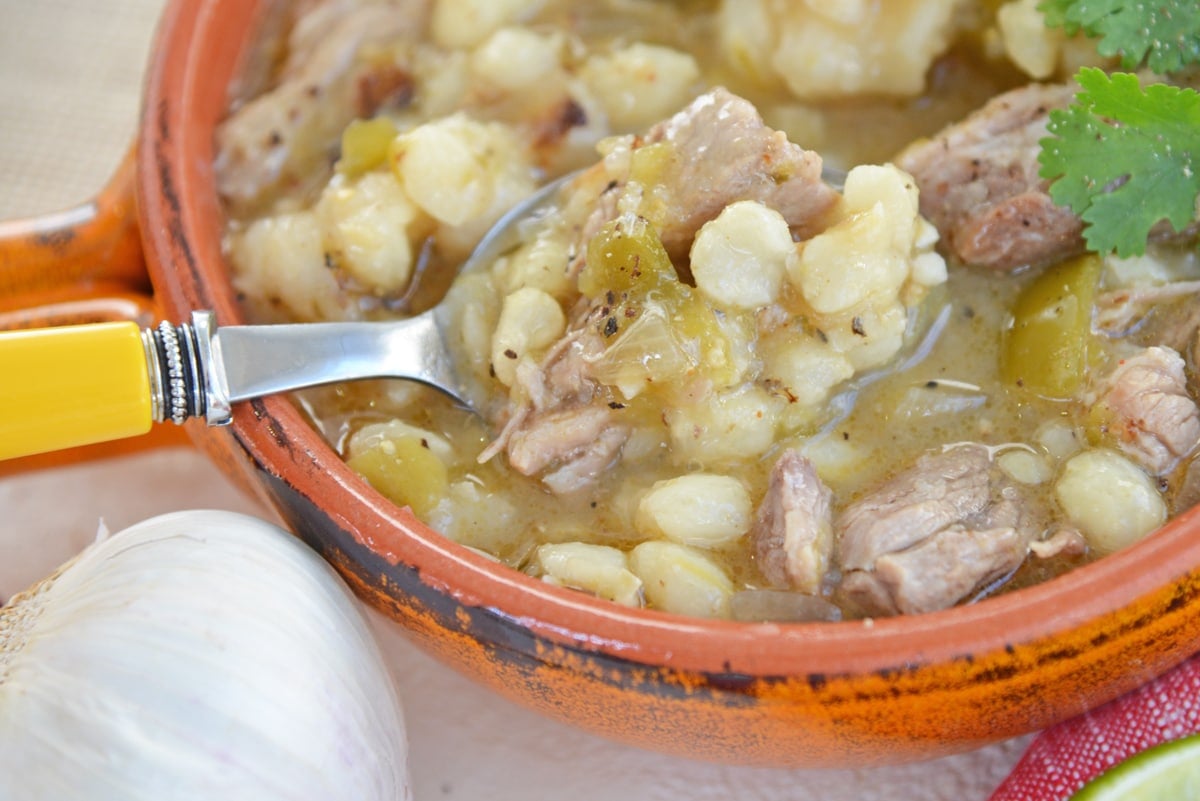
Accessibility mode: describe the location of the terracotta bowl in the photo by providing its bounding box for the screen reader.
[6,0,1200,767]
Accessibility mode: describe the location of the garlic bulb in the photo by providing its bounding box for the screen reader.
[0,510,411,801]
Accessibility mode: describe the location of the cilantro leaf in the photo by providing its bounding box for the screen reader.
[1038,68,1200,258]
[1038,0,1200,73]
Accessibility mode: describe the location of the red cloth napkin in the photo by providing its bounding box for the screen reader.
[989,650,1200,800]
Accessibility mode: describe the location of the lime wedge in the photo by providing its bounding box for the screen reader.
[1071,733,1200,800]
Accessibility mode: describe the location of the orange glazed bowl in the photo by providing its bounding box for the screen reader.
[76,0,1200,767]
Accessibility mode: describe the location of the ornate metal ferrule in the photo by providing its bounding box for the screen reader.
[141,311,230,426]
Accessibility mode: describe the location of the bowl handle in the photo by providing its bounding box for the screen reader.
[0,148,190,474]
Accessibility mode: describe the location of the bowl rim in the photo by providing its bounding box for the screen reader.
[136,0,1200,678]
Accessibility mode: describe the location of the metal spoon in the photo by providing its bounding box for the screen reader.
[169,173,573,428]
[0,174,572,461]
[0,166,846,460]
[147,162,849,426]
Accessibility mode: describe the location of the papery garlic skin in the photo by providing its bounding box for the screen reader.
[0,510,411,801]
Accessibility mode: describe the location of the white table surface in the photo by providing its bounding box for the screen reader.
[0,1,1032,797]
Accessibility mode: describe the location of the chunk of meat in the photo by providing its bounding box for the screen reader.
[522,318,603,411]
[840,519,1027,617]
[480,319,630,495]
[215,0,428,215]
[499,402,630,496]
[506,405,627,485]
[752,450,834,594]
[837,445,993,571]
[1090,346,1200,476]
[541,425,630,495]
[642,88,840,258]
[895,83,1083,271]
[836,445,1037,616]
[568,88,841,269]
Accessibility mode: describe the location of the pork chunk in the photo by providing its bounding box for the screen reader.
[481,319,631,495]
[752,450,834,594]
[840,519,1028,617]
[837,445,993,571]
[565,88,840,278]
[641,88,840,258]
[215,0,428,215]
[836,445,1037,616]
[896,83,1083,271]
[505,404,629,494]
[541,425,630,495]
[1091,346,1200,476]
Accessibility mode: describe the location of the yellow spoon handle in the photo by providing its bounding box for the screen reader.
[0,321,154,460]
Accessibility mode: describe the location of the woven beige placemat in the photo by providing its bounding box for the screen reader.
[0,0,166,220]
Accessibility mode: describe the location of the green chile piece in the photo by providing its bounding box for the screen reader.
[1002,253,1103,399]
[347,434,448,519]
